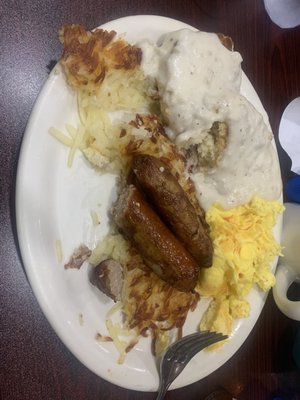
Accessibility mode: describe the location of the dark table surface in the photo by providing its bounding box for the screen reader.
[1,1,300,399]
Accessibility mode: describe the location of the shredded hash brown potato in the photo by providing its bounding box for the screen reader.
[59,24,141,91]
[90,231,198,360]
[52,24,283,363]
[55,239,63,263]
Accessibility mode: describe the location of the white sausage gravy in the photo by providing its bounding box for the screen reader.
[139,29,282,210]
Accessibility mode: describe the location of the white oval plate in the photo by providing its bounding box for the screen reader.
[16,15,282,392]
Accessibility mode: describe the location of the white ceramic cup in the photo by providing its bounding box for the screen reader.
[273,203,300,320]
[264,0,300,28]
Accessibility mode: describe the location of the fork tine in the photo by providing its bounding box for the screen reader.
[164,331,226,361]
[168,331,223,349]
[183,333,227,360]
[158,331,228,398]
[163,332,227,371]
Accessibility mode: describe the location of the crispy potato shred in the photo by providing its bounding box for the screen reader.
[59,24,141,91]
[55,24,283,363]
[89,232,199,362]
[123,250,199,338]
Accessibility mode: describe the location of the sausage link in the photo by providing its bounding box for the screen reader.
[113,185,199,292]
[132,154,213,267]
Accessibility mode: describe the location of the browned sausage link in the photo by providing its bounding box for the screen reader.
[132,154,213,267]
[113,185,199,292]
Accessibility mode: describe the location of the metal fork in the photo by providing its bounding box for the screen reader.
[156,330,228,400]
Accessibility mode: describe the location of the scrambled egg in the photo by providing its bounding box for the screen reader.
[197,196,284,347]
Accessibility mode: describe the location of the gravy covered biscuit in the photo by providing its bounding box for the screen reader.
[140,29,282,210]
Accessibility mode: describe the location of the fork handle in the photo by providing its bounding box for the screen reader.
[156,380,171,400]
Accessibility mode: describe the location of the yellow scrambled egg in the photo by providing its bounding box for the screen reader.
[197,196,284,347]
